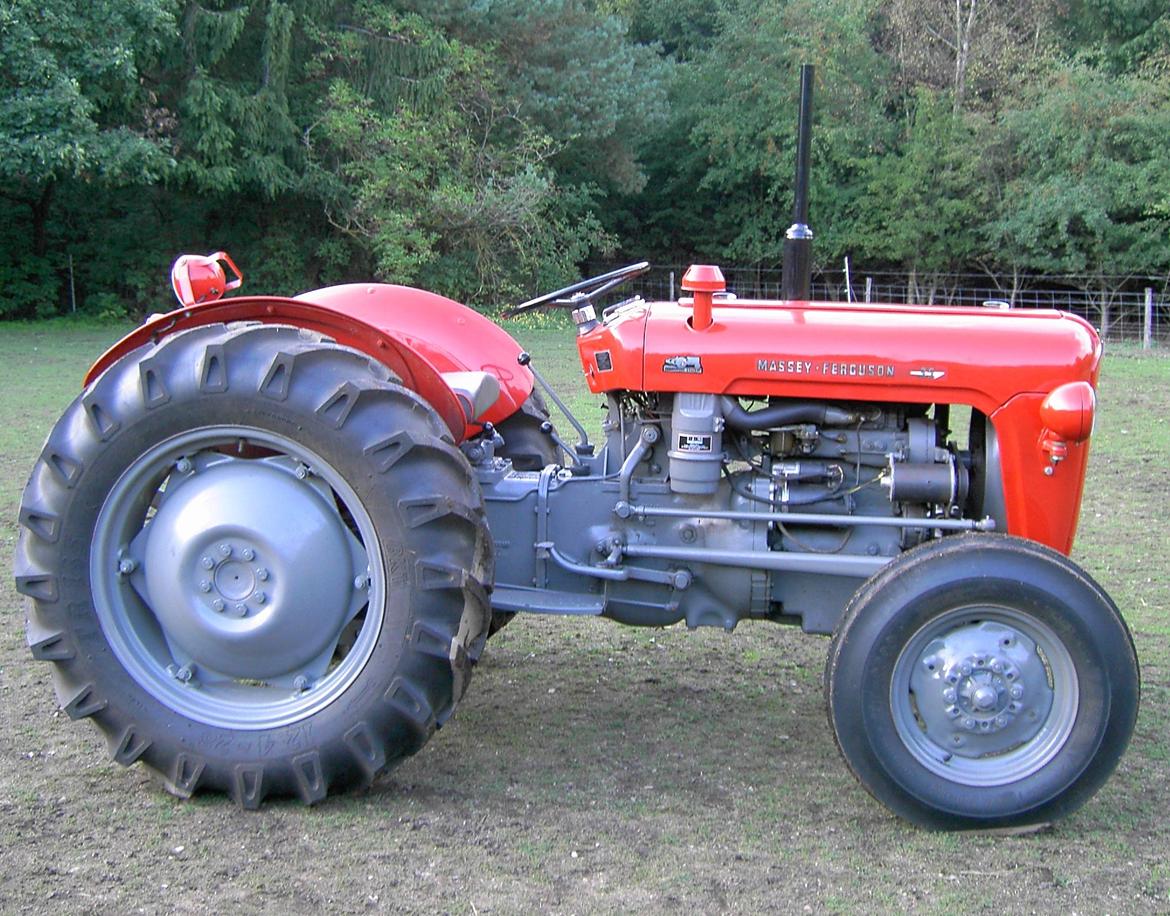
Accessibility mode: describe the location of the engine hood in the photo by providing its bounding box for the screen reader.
[578,298,1101,415]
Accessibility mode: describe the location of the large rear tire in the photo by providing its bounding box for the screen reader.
[15,324,493,807]
[825,534,1138,829]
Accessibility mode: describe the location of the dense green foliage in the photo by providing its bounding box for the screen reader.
[1,0,1167,317]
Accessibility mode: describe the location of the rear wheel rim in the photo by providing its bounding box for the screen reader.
[91,426,386,730]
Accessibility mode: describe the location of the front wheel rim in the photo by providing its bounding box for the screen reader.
[890,605,1079,787]
[91,426,387,731]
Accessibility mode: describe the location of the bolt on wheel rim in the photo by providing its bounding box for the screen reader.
[91,427,386,730]
[890,605,1078,787]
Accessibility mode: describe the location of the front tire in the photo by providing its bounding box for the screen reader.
[16,324,493,807]
[825,535,1138,829]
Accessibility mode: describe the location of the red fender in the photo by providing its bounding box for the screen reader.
[86,285,535,443]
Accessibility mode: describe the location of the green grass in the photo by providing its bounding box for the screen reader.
[0,321,1167,914]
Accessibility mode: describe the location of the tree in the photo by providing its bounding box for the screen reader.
[983,64,1170,331]
[880,0,1061,112]
[619,0,893,268]
[854,90,989,301]
[0,0,175,314]
[303,5,618,302]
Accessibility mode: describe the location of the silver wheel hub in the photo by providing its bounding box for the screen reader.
[912,622,1052,755]
[93,424,386,731]
[128,455,367,682]
[892,608,1078,787]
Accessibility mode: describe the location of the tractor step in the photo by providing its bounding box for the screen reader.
[491,585,604,616]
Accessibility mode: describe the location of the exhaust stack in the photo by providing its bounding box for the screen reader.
[781,64,814,301]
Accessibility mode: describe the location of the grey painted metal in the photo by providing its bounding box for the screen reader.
[627,502,994,532]
[440,370,500,421]
[491,584,606,615]
[534,464,558,588]
[982,421,1008,530]
[543,543,691,588]
[90,426,383,730]
[132,453,367,680]
[618,427,658,504]
[621,543,887,578]
[891,607,1077,786]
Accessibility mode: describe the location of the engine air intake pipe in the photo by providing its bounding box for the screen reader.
[720,397,857,431]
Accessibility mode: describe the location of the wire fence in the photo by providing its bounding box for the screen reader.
[601,264,1169,346]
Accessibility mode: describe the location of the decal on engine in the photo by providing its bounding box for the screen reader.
[664,355,703,374]
[676,433,713,453]
[757,359,896,378]
[909,367,947,380]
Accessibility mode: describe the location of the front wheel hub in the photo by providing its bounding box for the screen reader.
[132,456,366,680]
[893,608,1078,787]
[912,621,1052,755]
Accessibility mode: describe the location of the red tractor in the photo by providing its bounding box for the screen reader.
[15,68,1137,829]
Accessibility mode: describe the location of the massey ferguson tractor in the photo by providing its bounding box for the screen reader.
[15,67,1138,829]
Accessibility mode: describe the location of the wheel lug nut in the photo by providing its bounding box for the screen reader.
[201,556,215,570]
[176,457,193,474]
[253,591,267,605]
[1010,685,1024,700]
[211,598,225,613]
[293,675,309,692]
[199,580,212,593]
[354,574,368,590]
[943,688,957,703]
[218,543,232,558]
[241,547,255,561]
[118,557,138,575]
[256,568,270,582]
[233,603,247,617]
[963,717,976,730]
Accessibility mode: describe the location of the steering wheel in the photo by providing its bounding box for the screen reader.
[505,262,650,317]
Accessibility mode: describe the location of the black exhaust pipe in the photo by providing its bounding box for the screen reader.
[781,64,814,301]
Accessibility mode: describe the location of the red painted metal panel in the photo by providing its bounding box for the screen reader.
[293,284,533,425]
[86,285,536,442]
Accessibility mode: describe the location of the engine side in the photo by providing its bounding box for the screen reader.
[475,390,996,634]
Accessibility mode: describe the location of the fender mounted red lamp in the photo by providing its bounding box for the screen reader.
[170,251,243,307]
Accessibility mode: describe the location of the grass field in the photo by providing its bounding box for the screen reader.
[0,320,1167,914]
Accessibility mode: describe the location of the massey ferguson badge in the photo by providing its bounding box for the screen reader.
[758,358,897,377]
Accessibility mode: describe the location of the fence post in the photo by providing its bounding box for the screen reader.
[1144,288,1154,349]
[865,276,873,303]
[669,271,675,302]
